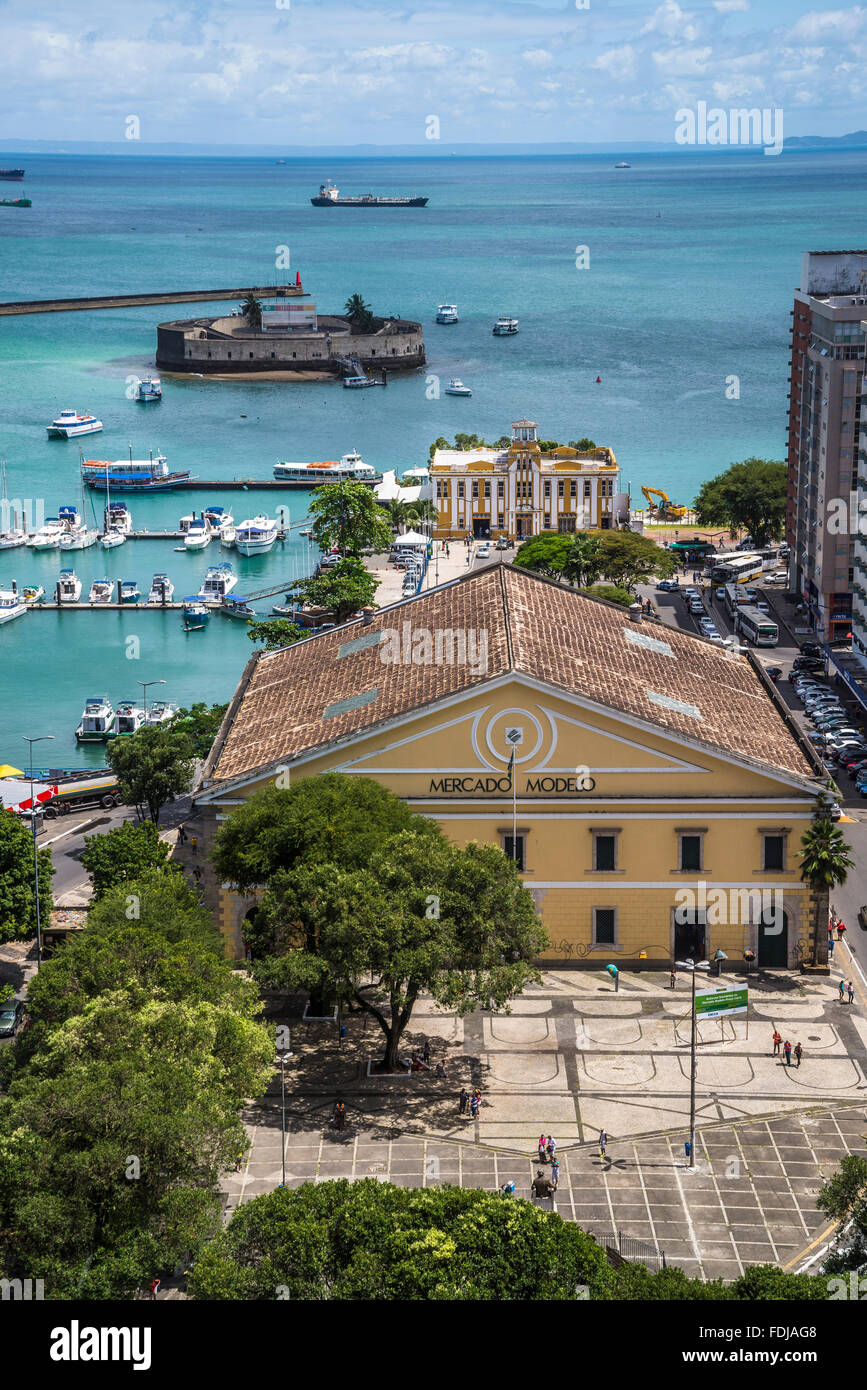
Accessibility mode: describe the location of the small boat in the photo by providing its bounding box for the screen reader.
[108,700,147,736]
[47,410,103,439]
[235,516,278,556]
[0,169,25,180]
[104,502,132,535]
[343,374,380,389]
[147,573,174,604]
[436,304,459,324]
[100,529,126,549]
[0,588,26,623]
[134,376,162,402]
[145,699,179,725]
[203,505,235,539]
[88,579,113,604]
[182,596,210,631]
[220,594,258,620]
[445,378,472,397]
[0,526,26,550]
[56,569,83,603]
[221,522,236,547]
[493,316,519,335]
[58,505,98,551]
[0,198,31,208]
[271,603,295,617]
[28,518,64,550]
[184,517,212,551]
[119,580,141,604]
[21,584,44,605]
[614,161,631,169]
[199,562,238,601]
[75,695,115,742]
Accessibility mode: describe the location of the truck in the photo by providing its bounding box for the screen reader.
[34,772,122,819]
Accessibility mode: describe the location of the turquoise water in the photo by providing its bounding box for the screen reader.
[1,148,866,764]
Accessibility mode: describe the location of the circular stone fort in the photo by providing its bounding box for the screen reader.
[156,291,425,379]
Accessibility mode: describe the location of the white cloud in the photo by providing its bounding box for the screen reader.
[593,45,637,82]
[788,7,867,43]
[522,48,553,68]
[713,0,749,12]
[641,1,699,43]
[652,45,713,76]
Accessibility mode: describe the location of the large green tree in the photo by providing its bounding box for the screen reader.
[693,458,787,547]
[306,481,393,557]
[0,810,54,944]
[513,533,575,578]
[592,529,677,590]
[169,702,228,759]
[106,724,195,825]
[290,557,380,624]
[84,870,223,954]
[247,618,307,651]
[80,820,175,900]
[562,533,603,588]
[798,815,854,966]
[818,1154,867,1277]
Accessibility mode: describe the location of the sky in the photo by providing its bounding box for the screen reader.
[0,0,864,147]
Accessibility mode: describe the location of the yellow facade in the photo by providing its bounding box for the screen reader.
[430,418,621,541]
[198,675,818,971]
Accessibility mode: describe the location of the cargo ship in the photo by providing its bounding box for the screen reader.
[311,180,428,207]
[0,169,25,180]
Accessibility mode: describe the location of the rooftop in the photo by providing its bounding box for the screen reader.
[202,567,819,789]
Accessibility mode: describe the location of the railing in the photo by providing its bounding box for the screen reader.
[607,1232,667,1271]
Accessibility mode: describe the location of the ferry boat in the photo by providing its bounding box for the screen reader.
[56,570,82,603]
[184,518,212,551]
[119,580,140,604]
[88,579,113,604]
[147,574,174,604]
[272,452,380,486]
[0,589,26,624]
[436,304,459,324]
[235,515,279,556]
[81,451,191,492]
[75,696,115,743]
[445,378,472,397]
[21,584,44,605]
[134,376,162,402]
[47,410,103,439]
[311,180,428,207]
[492,316,519,336]
[182,597,210,631]
[108,700,146,737]
[58,505,98,551]
[199,562,238,601]
[146,699,179,725]
[28,518,64,550]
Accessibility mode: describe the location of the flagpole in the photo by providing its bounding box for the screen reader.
[511,750,518,866]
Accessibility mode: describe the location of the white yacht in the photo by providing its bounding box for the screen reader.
[75,696,115,742]
[58,505,98,551]
[56,569,83,603]
[88,579,113,604]
[493,316,519,335]
[100,528,125,550]
[235,515,279,556]
[47,409,103,439]
[21,585,44,605]
[445,378,472,396]
[108,700,146,737]
[145,699,179,725]
[436,304,459,324]
[272,452,379,486]
[134,376,162,402]
[0,525,26,550]
[203,506,236,542]
[147,573,174,604]
[29,517,65,550]
[184,517,212,551]
[104,502,132,534]
[198,562,238,600]
[0,589,26,624]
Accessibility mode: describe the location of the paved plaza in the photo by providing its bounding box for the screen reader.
[224,953,867,1281]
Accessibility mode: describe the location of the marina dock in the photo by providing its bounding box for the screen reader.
[0,284,304,317]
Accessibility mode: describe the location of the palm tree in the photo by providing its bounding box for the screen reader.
[798,808,854,966]
[380,498,410,533]
[407,499,437,527]
[240,293,263,329]
[562,533,602,588]
[344,293,374,330]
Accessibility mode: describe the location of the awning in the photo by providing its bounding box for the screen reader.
[392,530,428,547]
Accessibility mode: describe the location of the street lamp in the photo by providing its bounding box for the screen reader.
[675,957,711,1168]
[22,734,54,968]
[137,678,165,717]
[275,1045,293,1187]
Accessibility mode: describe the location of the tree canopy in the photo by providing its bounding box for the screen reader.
[80,820,176,900]
[343,292,375,331]
[290,557,380,624]
[247,618,307,651]
[515,529,675,592]
[0,809,54,945]
[106,723,195,825]
[693,459,787,547]
[306,481,393,558]
[169,702,228,759]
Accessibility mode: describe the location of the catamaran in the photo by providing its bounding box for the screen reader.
[47,409,103,439]
[108,700,146,736]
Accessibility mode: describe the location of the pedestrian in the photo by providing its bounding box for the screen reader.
[848,981,855,1004]
[422,1039,431,1064]
[177,823,187,843]
[501,1180,516,1197]
[434,1060,447,1079]
[193,865,202,883]
[837,920,847,941]
[794,1042,803,1068]
[538,1134,547,1163]
[333,1100,346,1131]
[599,1129,607,1158]
[190,835,198,855]
[546,1135,556,1162]
[839,980,846,1002]
[670,965,677,990]
[149,1277,160,1300]
[783,1040,792,1066]
[470,1094,479,1119]
[234,1151,243,1172]
[772,1029,782,1055]
[474,1087,482,1110]
[459,1088,469,1115]
[551,1158,560,1190]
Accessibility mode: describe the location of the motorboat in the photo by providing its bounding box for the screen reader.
[119,580,141,604]
[104,502,132,534]
[198,562,238,601]
[342,374,380,389]
[134,376,162,402]
[184,517,212,551]
[493,316,519,335]
[0,589,26,623]
[614,161,631,169]
[56,569,82,603]
[108,700,146,736]
[88,579,113,604]
[75,695,115,742]
[182,596,210,631]
[219,594,258,620]
[145,699,179,725]
[436,304,459,324]
[235,515,278,556]
[273,452,380,486]
[0,525,26,550]
[100,528,126,549]
[58,505,98,551]
[203,506,235,539]
[21,584,44,605]
[28,518,64,550]
[221,521,236,547]
[445,378,472,397]
[147,573,174,604]
[47,409,103,439]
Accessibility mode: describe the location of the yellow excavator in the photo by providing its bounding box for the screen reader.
[641,485,688,521]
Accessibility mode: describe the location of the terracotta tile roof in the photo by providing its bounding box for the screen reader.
[203,566,818,787]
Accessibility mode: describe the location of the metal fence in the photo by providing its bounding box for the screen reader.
[608,1232,667,1271]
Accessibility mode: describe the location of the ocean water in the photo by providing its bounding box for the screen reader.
[1,148,866,765]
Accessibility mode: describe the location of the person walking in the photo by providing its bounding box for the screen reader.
[599,1129,607,1158]
[422,1039,431,1065]
[333,1100,346,1131]
[783,1039,792,1066]
[471,1094,480,1119]
[149,1277,160,1300]
[538,1134,547,1164]
[551,1158,560,1190]
[772,1029,782,1055]
[546,1135,556,1163]
[177,824,187,844]
[794,1042,803,1068]
[459,1088,469,1115]
[234,1151,243,1172]
[670,965,677,990]
[848,981,855,1004]
[837,920,847,941]
[839,979,846,1002]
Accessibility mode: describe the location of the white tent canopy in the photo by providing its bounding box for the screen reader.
[392,529,428,547]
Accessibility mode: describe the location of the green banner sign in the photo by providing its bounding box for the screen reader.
[695,985,748,1019]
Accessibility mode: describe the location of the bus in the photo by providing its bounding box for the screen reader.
[710,553,764,585]
[724,583,751,619]
[736,606,779,647]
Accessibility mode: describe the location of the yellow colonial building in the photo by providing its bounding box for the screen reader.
[194,566,827,971]
[430,419,624,541]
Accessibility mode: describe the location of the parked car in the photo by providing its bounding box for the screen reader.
[495,538,511,551]
[800,642,823,658]
[763,666,783,682]
[0,999,25,1039]
[657,579,679,592]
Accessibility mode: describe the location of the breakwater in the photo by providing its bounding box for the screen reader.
[0,285,304,317]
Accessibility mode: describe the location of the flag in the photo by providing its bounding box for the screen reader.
[507,748,515,781]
